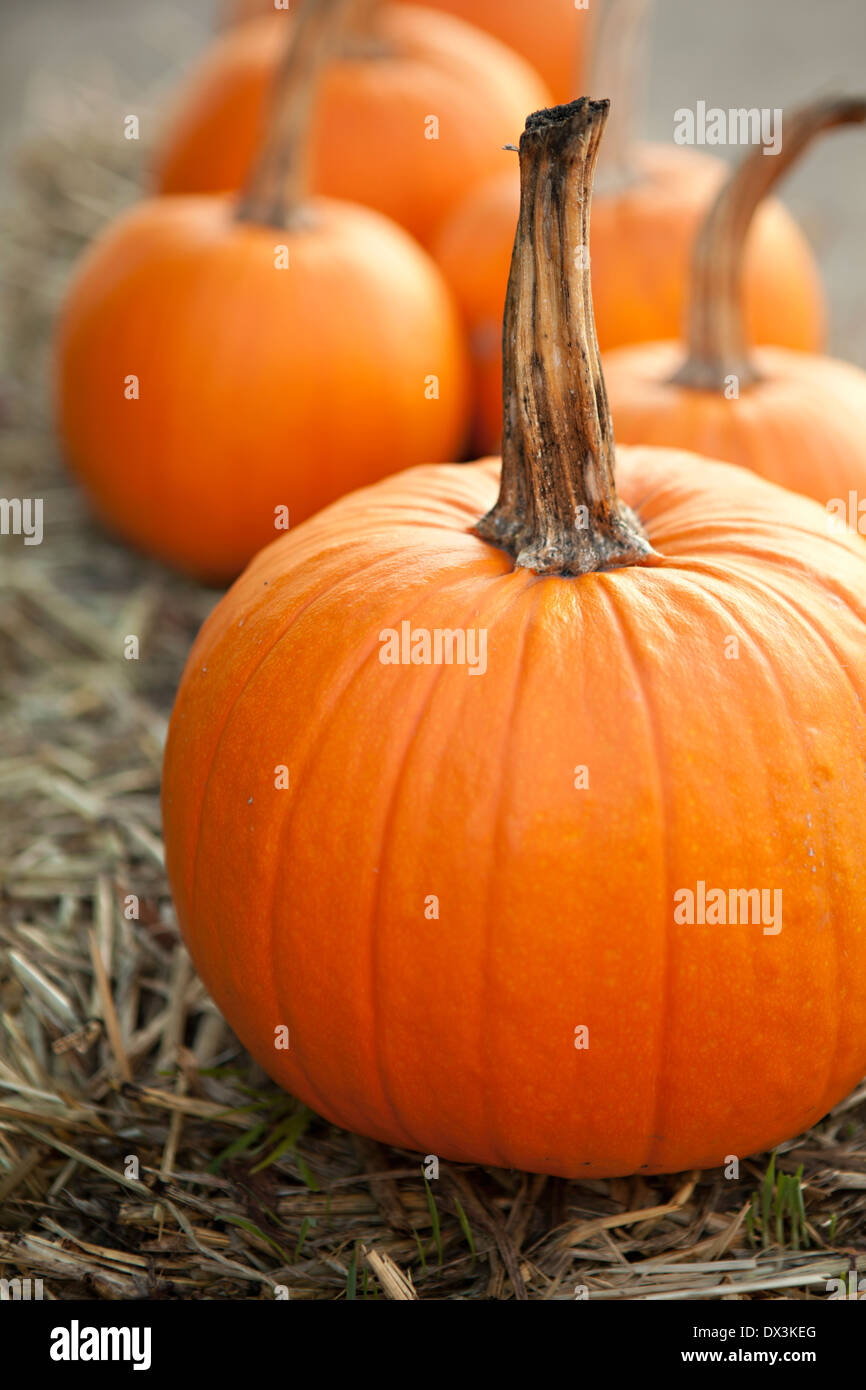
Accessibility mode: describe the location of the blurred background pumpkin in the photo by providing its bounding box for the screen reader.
[604,97,866,509]
[153,1,551,248]
[433,0,826,453]
[222,0,592,104]
[54,0,471,581]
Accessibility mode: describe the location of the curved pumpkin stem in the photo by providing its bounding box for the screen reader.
[475,99,654,577]
[236,0,359,229]
[674,96,866,392]
[345,0,382,32]
[588,0,651,187]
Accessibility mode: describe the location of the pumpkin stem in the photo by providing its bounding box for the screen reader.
[588,0,650,188]
[475,99,655,576]
[336,0,390,54]
[345,0,382,31]
[235,0,356,229]
[674,96,866,393]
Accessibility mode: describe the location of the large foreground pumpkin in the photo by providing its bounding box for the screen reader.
[434,0,824,452]
[224,0,592,104]
[55,0,468,581]
[604,97,866,510]
[163,100,866,1177]
[154,0,550,248]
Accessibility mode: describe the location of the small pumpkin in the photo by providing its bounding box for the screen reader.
[433,0,824,452]
[163,99,866,1178]
[604,98,866,512]
[154,0,551,249]
[224,0,591,104]
[55,0,469,582]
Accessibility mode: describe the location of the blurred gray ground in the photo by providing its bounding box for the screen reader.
[1,0,865,362]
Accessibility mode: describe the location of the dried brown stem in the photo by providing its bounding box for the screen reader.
[475,99,654,577]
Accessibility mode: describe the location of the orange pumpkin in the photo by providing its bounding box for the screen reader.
[55,0,469,583]
[154,0,551,249]
[163,99,866,1179]
[603,98,866,513]
[433,2,824,452]
[224,0,592,104]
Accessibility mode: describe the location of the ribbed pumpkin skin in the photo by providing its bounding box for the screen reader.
[433,147,825,451]
[153,8,551,248]
[604,343,866,508]
[162,448,866,1177]
[55,195,469,582]
[225,0,590,104]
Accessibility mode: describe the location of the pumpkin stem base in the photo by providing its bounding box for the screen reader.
[475,503,653,578]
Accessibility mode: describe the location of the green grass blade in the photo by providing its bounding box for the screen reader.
[453,1196,476,1270]
[424,1177,443,1267]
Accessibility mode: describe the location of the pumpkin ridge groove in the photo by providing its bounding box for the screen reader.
[477,582,543,1169]
[185,547,410,1071]
[658,532,866,597]
[735,588,844,1116]
[599,579,673,1172]
[669,567,852,1117]
[754,590,866,1120]
[358,568,537,1156]
[264,561,516,1146]
[718,571,866,1112]
[186,545,428,861]
[653,570,814,1083]
[681,563,866,714]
